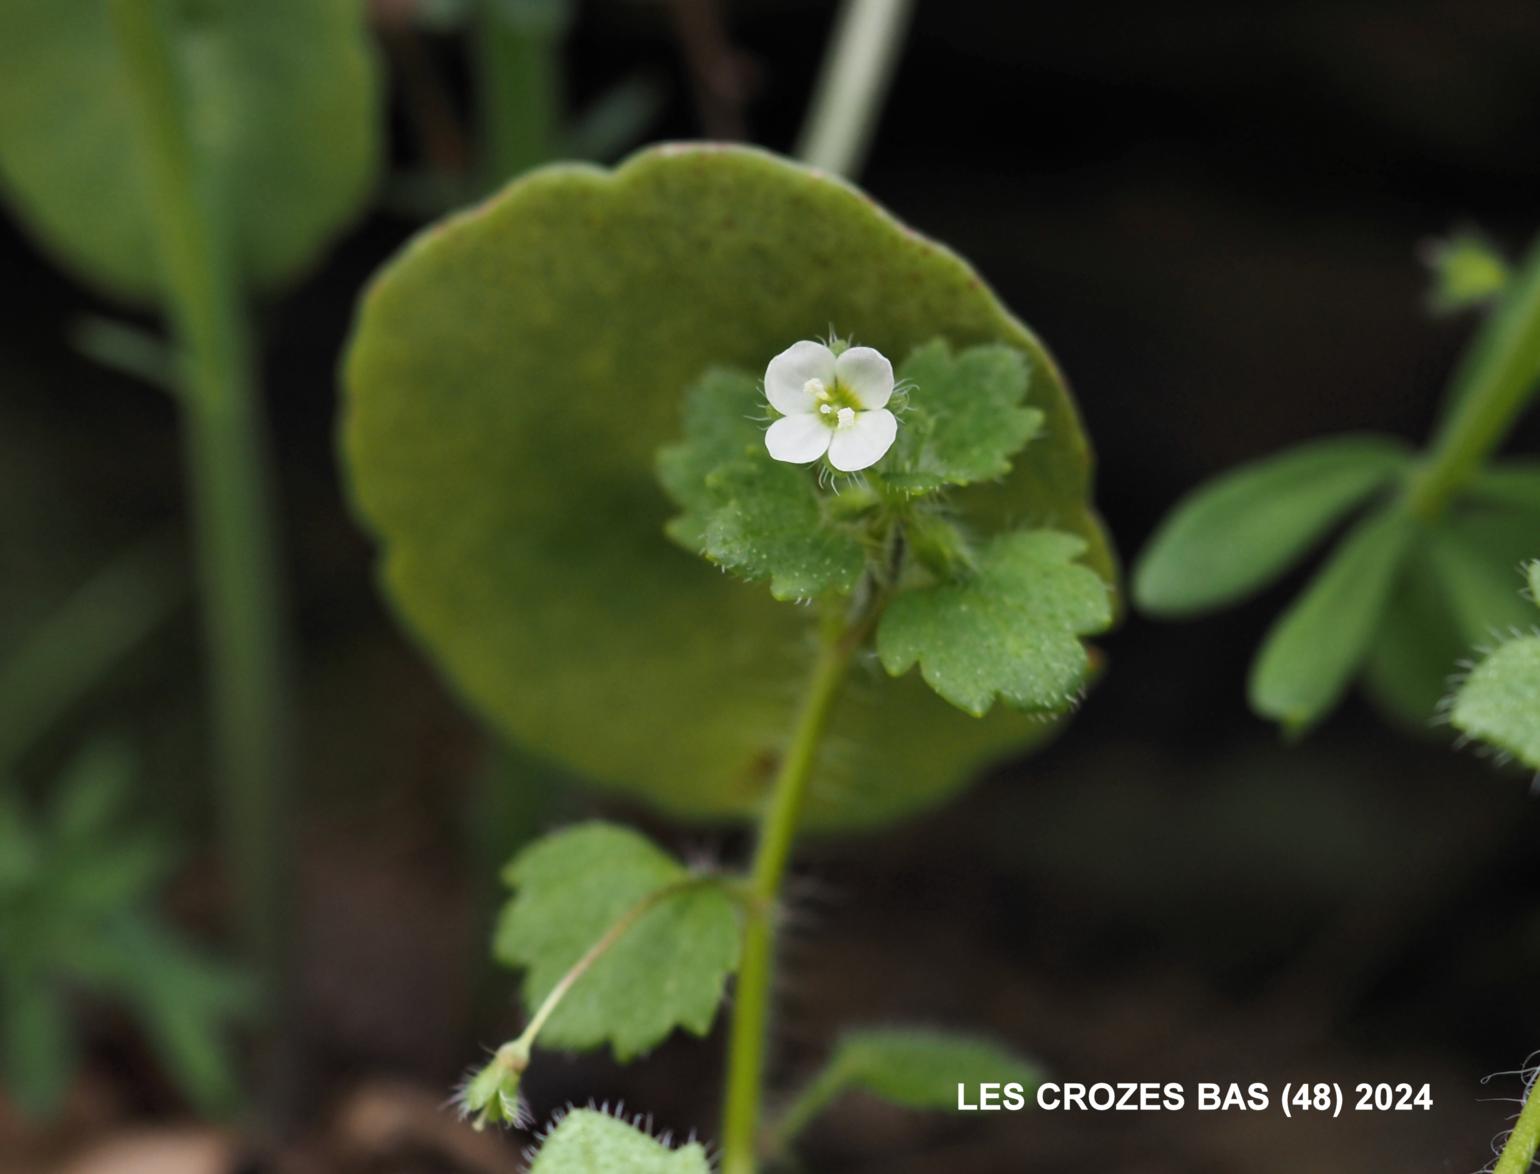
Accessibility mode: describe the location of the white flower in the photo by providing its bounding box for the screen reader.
[763,340,898,472]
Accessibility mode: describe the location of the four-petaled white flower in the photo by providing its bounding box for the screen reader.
[763,340,898,472]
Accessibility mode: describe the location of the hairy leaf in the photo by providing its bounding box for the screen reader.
[1249,509,1417,731]
[656,368,765,550]
[891,340,1039,489]
[1134,435,1411,616]
[0,0,378,300]
[1451,636,1540,769]
[530,1109,711,1174]
[701,459,865,599]
[659,370,865,598]
[877,530,1112,717]
[343,145,1117,827]
[492,823,739,1061]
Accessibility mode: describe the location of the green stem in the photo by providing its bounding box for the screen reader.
[1495,1072,1540,1174]
[474,0,567,188]
[110,0,293,1122]
[764,1060,849,1159]
[794,0,916,178]
[1406,232,1540,520]
[720,622,861,1174]
[468,875,729,1130]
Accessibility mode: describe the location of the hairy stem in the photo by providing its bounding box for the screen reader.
[1495,1071,1540,1174]
[720,622,861,1174]
[795,0,916,177]
[1406,232,1540,520]
[110,0,293,1122]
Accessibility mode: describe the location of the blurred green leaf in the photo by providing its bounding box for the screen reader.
[1426,525,1537,646]
[1134,435,1412,616]
[1249,509,1417,731]
[492,823,740,1061]
[877,530,1112,717]
[891,340,1040,489]
[530,1109,711,1173]
[775,1027,1043,1149]
[0,0,379,301]
[1424,228,1510,315]
[0,533,183,772]
[0,975,74,1117]
[563,75,664,163]
[1364,510,1540,727]
[342,145,1115,827]
[104,919,251,1114]
[0,746,248,1119]
[1468,460,1540,515]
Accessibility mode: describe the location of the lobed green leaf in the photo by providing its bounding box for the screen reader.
[891,340,1040,489]
[1134,435,1412,616]
[658,369,865,598]
[530,1109,712,1174]
[877,529,1112,717]
[492,823,740,1061]
[1249,508,1417,732]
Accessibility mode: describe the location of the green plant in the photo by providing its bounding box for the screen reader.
[1134,231,1540,733]
[342,144,1114,1169]
[0,0,379,1106]
[0,742,250,1118]
[1443,561,1540,1173]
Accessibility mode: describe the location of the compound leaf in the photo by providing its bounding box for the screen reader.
[492,823,740,1061]
[1135,435,1411,616]
[530,1109,711,1174]
[877,529,1112,717]
[1364,507,1540,726]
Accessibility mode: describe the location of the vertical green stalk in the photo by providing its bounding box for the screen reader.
[720,623,859,1174]
[110,0,292,1120]
[1495,1074,1540,1174]
[474,0,567,188]
[1407,232,1540,520]
[795,0,916,178]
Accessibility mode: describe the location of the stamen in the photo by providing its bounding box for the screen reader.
[836,407,856,429]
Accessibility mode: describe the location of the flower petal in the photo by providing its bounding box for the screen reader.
[834,346,894,409]
[766,413,833,464]
[827,408,897,471]
[764,340,836,415]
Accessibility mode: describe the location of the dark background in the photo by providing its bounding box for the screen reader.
[4,1,1540,1170]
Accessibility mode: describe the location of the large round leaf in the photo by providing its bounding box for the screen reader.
[0,0,378,301]
[341,145,1116,828]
